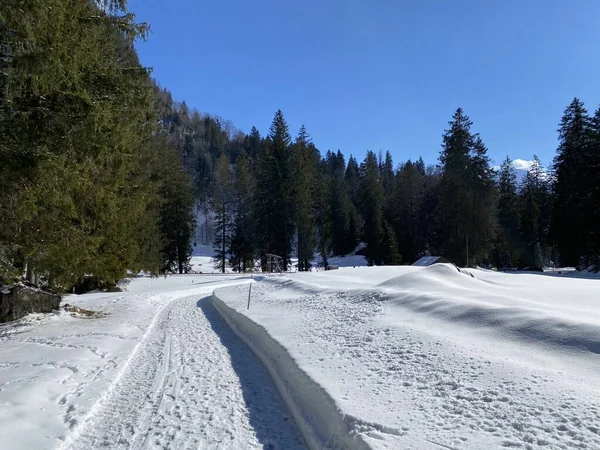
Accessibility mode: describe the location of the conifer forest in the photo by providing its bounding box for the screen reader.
[2,0,600,291]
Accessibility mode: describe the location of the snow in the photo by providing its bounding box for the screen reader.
[4,262,600,450]
[214,264,600,449]
[0,275,304,450]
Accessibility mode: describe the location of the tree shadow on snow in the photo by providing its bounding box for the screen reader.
[196,297,306,450]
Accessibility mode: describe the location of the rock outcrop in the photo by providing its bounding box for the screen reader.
[0,284,61,323]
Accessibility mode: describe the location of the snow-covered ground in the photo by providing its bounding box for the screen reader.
[215,265,600,449]
[0,275,304,450]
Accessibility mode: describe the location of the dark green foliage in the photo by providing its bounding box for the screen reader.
[292,126,319,271]
[437,109,496,266]
[492,157,520,267]
[551,99,591,266]
[359,151,385,265]
[381,221,401,265]
[5,2,599,282]
[229,153,255,272]
[212,154,233,273]
[518,156,550,267]
[389,161,426,263]
[0,0,196,289]
[325,151,355,256]
[158,146,196,274]
[254,110,295,270]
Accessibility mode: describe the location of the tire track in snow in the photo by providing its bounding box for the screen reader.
[63,294,305,450]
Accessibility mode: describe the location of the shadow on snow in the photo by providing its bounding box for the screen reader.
[196,297,306,450]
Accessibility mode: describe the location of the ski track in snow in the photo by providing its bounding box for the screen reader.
[62,295,305,450]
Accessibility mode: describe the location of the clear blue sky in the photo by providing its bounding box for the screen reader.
[129,0,600,167]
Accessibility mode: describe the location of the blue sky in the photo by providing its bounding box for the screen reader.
[129,0,600,168]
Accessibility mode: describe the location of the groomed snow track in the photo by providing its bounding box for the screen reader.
[212,290,372,450]
[61,291,306,450]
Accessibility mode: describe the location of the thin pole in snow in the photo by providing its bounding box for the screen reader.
[247,282,252,310]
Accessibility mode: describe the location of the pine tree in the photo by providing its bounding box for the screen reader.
[359,151,384,265]
[212,153,233,273]
[551,98,590,266]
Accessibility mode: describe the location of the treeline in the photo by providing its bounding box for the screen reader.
[0,0,196,291]
[184,102,600,271]
[3,2,598,286]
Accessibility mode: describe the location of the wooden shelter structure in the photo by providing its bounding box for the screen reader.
[266,253,283,273]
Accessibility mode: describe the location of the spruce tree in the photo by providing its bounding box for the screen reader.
[381,221,401,265]
[254,110,295,270]
[359,151,384,265]
[551,98,590,266]
[437,108,495,266]
[390,161,425,263]
[229,152,255,272]
[315,158,332,268]
[518,156,549,267]
[494,157,520,267]
[212,153,233,273]
[0,0,170,289]
[326,151,352,256]
[585,107,600,263]
[292,126,319,271]
[158,146,196,274]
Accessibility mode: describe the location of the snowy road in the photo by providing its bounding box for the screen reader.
[60,294,305,450]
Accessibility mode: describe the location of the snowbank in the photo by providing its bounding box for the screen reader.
[212,287,370,450]
[213,266,600,449]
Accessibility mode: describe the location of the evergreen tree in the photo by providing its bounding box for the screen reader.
[518,156,550,267]
[467,136,497,264]
[551,98,590,266]
[292,126,319,271]
[437,108,495,266]
[315,158,332,268]
[229,152,255,272]
[0,0,173,289]
[359,151,384,265]
[243,126,262,162]
[345,156,361,206]
[326,151,353,255]
[158,146,196,274]
[381,151,395,197]
[585,107,600,262]
[254,110,295,270]
[212,153,233,273]
[390,161,425,263]
[493,157,520,267]
[381,221,401,265]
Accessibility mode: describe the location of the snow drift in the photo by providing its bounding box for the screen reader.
[214,265,600,449]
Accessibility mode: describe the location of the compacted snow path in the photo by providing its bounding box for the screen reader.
[62,294,305,450]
